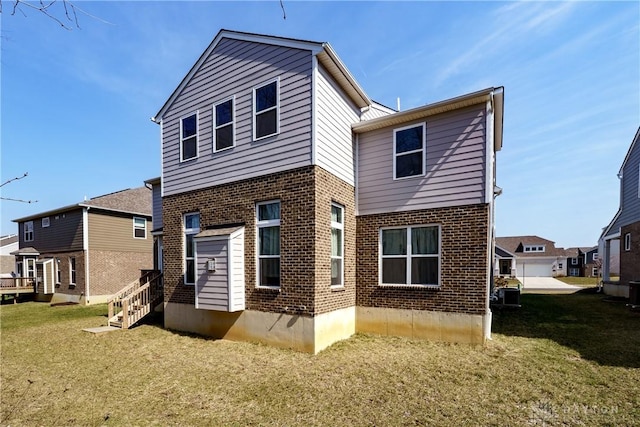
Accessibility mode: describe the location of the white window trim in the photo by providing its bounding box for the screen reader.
[331,202,344,288]
[592,267,599,276]
[56,258,61,284]
[180,111,199,162]
[42,217,50,228]
[69,257,76,285]
[133,216,147,239]
[256,200,281,289]
[24,221,34,242]
[571,258,578,265]
[252,78,280,141]
[524,245,545,253]
[624,232,631,251]
[183,212,200,285]
[213,96,235,153]
[378,224,441,288]
[393,122,426,180]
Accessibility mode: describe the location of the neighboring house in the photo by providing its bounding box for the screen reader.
[0,234,19,278]
[151,30,504,353]
[579,246,599,278]
[600,127,640,297]
[11,187,153,304]
[495,236,567,277]
[564,247,585,277]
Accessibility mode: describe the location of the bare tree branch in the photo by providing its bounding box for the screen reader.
[2,0,115,30]
[280,0,286,20]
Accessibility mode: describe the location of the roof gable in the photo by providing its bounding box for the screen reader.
[152,29,371,123]
[12,187,151,223]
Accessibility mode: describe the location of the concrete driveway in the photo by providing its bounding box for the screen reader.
[517,276,582,293]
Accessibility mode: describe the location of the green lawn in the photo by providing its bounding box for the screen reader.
[556,276,602,287]
[1,294,639,426]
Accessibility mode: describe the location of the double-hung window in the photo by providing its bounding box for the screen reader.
[214,97,234,152]
[253,80,279,140]
[571,258,578,265]
[133,217,146,239]
[24,221,34,242]
[331,203,344,287]
[380,225,440,286]
[394,123,426,179]
[180,113,198,161]
[257,201,280,287]
[184,213,200,285]
[69,257,76,284]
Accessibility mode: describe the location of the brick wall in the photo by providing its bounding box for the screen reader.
[88,249,153,296]
[162,165,356,317]
[40,251,86,296]
[356,204,490,316]
[621,220,640,284]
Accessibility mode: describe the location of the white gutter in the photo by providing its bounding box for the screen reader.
[83,207,90,304]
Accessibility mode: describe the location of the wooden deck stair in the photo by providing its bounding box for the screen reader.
[107,271,163,329]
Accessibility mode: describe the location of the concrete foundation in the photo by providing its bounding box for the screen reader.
[164,303,356,354]
[603,283,629,298]
[356,306,487,345]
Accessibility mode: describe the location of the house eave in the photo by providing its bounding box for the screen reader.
[352,87,503,137]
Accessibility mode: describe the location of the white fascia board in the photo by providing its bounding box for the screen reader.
[318,43,371,108]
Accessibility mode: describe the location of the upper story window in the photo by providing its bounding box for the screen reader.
[394,123,426,179]
[184,213,200,285]
[214,97,234,152]
[24,221,34,242]
[624,233,631,251]
[253,80,279,140]
[42,217,50,228]
[331,203,344,287]
[380,225,440,286]
[524,245,545,252]
[180,113,198,161]
[593,253,599,261]
[571,258,578,265]
[257,201,280,287]
[133,217,147,239]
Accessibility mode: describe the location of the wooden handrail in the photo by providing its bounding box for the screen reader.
[108,271,163,329]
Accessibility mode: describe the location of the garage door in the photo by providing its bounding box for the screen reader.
[516,260,553,277]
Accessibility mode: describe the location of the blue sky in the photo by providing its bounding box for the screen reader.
[1,1,638,248]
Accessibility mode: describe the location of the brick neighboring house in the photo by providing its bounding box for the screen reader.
[495,236,567,277]
[152,30,504,353]
[11,187,153,304]
[600,127,640,297]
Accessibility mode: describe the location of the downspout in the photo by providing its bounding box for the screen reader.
[83,207,90,304]
[484,93,496,341]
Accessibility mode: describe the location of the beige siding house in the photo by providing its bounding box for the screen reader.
[12,187,153,304]
[152,30,504,353]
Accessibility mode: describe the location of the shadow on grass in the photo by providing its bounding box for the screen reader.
[492,289,640,368]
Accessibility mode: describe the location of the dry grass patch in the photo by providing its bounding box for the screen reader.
[2,295,639,426]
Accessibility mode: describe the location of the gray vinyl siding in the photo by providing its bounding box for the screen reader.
[605,138,640,237]
[315,64,360,185]
[357,105,487,215]
[19,209,84,252]
[195,239,229,311]
[161,38,314,197]
[151,183,162,230]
